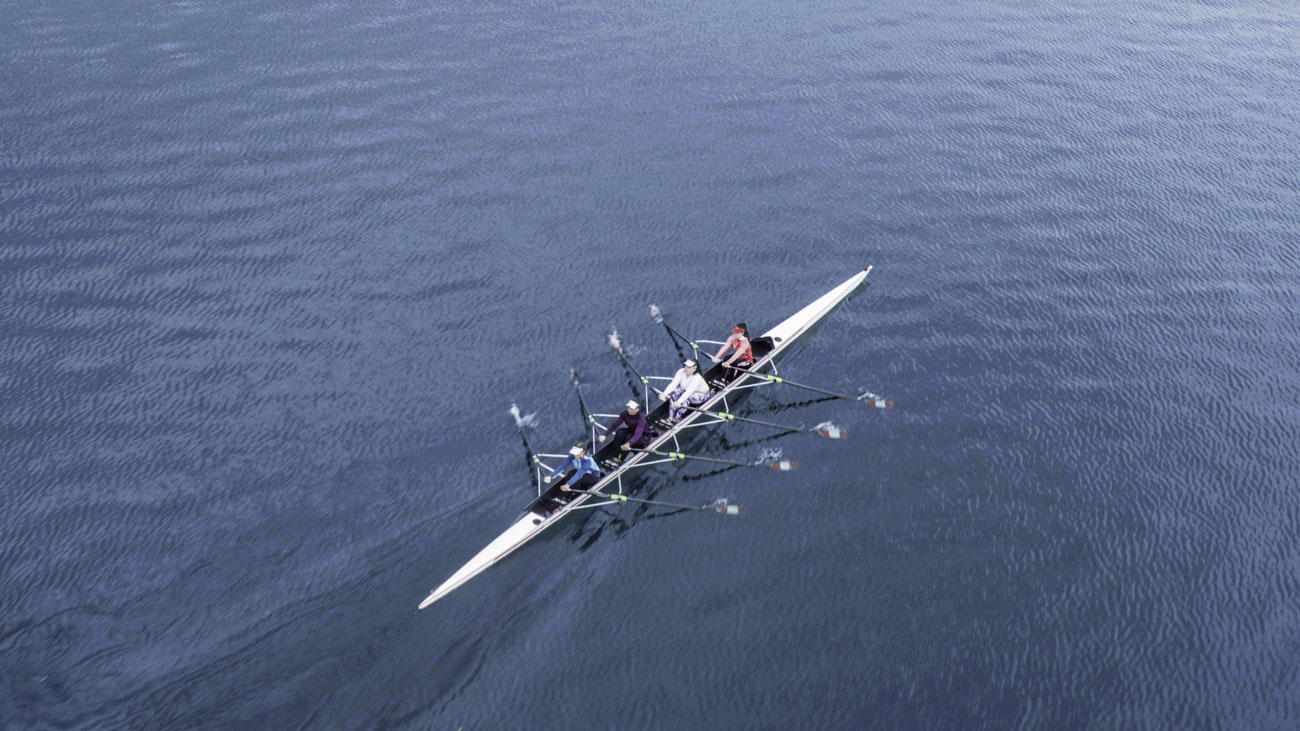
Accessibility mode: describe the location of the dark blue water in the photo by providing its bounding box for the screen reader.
[4,0,1299,726]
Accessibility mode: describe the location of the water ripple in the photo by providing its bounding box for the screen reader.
[4,0,1300,726]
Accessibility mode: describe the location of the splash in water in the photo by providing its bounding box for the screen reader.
[509,403,539,430]
[855,388,884,402]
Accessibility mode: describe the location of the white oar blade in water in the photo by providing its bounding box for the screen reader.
[857,389,895,409]
[770,460,799,471]
[712,500,745,516]
[817,423,847,439]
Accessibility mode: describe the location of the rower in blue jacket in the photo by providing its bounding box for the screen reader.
[544,442,603,492]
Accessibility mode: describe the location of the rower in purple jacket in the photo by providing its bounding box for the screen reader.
[598,400,650,460]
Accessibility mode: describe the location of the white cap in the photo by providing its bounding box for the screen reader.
[626,400,640,410]
[569,443,585,456]
[684,359,698,369]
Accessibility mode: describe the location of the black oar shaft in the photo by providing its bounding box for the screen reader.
[749,372,893,407]
[648,306,705,363]
[747,372,856,401]
[610,343,650,386]
[567,487,734,514]
[569,369,595,430]
[665,323,702,362]
[611,345,659,406]
[510,406,540,469]
[520,430,537,460]
[684,405,809,434]
[664,326,686,362]
[518,430,538,469]
[684,404,845,439]
[650,306,688,362]
[633,448,754,469]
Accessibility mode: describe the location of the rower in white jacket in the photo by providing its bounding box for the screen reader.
[659,359,712,423]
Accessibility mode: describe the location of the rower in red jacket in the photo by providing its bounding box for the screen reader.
[712,322,754,383]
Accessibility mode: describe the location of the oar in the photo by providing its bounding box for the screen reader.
[564,487,745,515]
[568,368,598,431]
[606,331,653,391]
[509,404,547,489]
[704,356,895,408]
[684,404,848,439]
[751,372,894,408]
[632,448,798,472]
[647,305,688,363]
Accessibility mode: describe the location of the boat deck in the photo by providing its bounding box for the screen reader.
[524,339,773,516]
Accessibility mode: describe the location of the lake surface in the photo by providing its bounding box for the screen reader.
[3,0,1298,727]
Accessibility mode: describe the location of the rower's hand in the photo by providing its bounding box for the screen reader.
[598,434,606,443]
[560,485,571,492]
[620,443,630,451]
[543,476,552,484]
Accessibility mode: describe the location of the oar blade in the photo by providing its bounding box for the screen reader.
[817,424,848,439]
[769,460,799,471]
[863,398,894,409]
[713,500,746,516]
[509,403,539,430]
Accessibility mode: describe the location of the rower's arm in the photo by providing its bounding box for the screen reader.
[566,457,599,484]
[547,458,572,481]
[662,372,682,397]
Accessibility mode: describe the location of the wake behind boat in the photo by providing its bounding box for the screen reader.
[419,268,887,609]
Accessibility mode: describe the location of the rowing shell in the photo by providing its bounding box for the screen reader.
[418,267,873,609]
